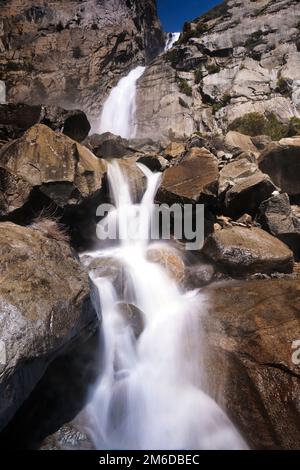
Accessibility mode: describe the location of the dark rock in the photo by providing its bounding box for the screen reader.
[218,158,277,218]
[259,141,300,201]
[137,154,168,171]
[258,193,300,260]
[0,222,97,432]
[201,279,300,449]
[0,104,91,143]
[84,132,132,159]
[202,226,294,276]
[251,135,273,151]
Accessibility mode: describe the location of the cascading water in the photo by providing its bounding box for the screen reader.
[165,32,180,51]
[97,66,145,139]
[82,161,247,450]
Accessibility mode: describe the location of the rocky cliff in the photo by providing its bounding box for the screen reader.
[0,0,164,118]
[135,0,300,139]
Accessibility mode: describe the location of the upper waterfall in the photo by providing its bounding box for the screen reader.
[164,32,180,51]
[98,66,146,139]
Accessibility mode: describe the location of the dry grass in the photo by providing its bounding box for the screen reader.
[31,216,70,243]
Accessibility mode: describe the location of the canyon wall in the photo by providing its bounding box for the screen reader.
[0,0,164,118]
[135,0,300,139]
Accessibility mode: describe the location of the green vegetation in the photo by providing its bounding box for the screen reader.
[177,78,193,97]
[276,76,291,97]
[228,112,300,140]
[211,94,231,114]
[244,30,264,49]
[166,48,184,68]
[72,46,83,59]
[178,20,209,44]
[198,1,230,22]
[194,67,203,84]
[6,61,34,72]
[207,64,220,74]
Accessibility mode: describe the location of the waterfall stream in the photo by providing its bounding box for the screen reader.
[165,33,180,51]
[81,67,247,450]
[82,162,246,450]
[98,66,145,139]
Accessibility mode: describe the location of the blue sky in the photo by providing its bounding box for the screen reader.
[157,0,222,32]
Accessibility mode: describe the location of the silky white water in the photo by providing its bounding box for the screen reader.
[165,32,180,51]
[83,161,246,450]
[98,66,145,139]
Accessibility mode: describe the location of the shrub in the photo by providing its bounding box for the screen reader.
[199,1,230,22]
[287,117,300,136]
[72,46,83,59]
[31,216,70,243]
[244,30,264,49]
[207,64,220,74]
[228,112,300,141]
[166,48,184,68]
[177,78,193,97]
[194,67,203,84]
[196,21,209,35]
[276,76,291,97]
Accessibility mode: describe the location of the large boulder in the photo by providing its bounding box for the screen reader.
[258,142,300,200]
[0,222,96,432]
[218,158,277,218]
[0,124,107,218]
[224,131,259,158]
[201,279,300,449]
[202,226,294,276]
[0,104,91,143]
[157,147,219,204]
[84,132,133,159]
[258,193,300,260]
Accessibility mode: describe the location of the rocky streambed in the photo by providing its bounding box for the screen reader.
[0,102,299,449]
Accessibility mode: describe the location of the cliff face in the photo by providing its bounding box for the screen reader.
[0,0,164,117]
[135,0,300,139]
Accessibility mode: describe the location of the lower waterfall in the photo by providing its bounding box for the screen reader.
[81,162,247,450]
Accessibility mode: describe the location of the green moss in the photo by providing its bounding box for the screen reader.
[207,64,220,74]
[177,78,193,97]
[228,112,300,141]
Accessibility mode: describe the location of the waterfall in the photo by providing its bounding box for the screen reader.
[98,66,145,139]
[82,161,247,450]
[165,32,180,51]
